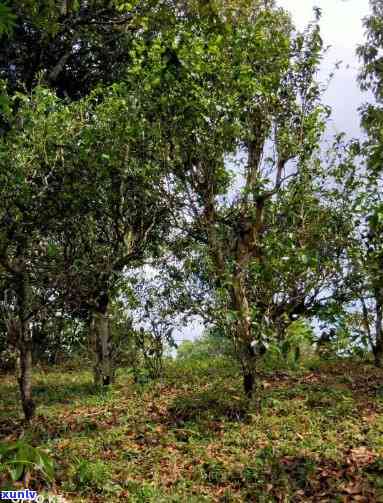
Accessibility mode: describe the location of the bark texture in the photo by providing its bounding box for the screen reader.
[8,316,35,421]
[18,337,35,421]
[12,268,36,422]
[90,297,113,386]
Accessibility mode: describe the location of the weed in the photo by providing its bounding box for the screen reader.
[68,457,112,492]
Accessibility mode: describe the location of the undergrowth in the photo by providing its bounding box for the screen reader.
[1,357,383,502]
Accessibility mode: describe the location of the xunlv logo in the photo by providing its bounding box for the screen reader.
[0,490,37,501]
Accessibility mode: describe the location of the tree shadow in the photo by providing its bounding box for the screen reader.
[32,381,106,406]
[166,386,249,429]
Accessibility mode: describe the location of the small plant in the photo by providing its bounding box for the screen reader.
[0,440,54,486]
[70,458,111,492]
[202,460,226,484]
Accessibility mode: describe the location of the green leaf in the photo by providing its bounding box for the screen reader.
[36,450,54,481]
[9,462,24,482]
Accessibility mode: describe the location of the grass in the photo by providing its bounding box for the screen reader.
[1,358,383,501]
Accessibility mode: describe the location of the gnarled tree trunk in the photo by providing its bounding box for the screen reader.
[18,333,35,422]
[8,267,37,422]
[7,316,35,422]
[90,295,113,385]
[233,270,257,398]
[242,347,257,398]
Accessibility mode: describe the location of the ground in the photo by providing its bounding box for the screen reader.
[1,358,383,502]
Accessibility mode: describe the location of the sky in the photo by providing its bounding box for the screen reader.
[278,0,371,139]
[176,0,372,345]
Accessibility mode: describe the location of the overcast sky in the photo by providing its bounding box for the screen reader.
[278,0,371,139]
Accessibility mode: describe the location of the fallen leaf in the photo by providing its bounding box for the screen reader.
[348,447,376,467]
[340,481,363,495]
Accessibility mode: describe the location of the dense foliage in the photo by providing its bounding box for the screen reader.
[0,0,383,500]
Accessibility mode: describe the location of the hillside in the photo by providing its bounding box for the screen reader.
[1,359,383,502]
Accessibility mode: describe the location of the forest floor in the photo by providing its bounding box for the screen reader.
[1,358,383,502]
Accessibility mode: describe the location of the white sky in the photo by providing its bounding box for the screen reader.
[278,0,371,138]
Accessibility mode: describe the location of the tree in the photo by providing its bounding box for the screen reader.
[357,0,383,176]
[36,85,172,381]
[152,3,332,396]
[355,0,383,365]
[0,0,136,99]
[342,177,383,366]
[0,87,76,420]
[0,0,185,395]
[53,85,174,386]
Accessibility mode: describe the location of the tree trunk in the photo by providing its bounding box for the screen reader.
[10,316,35,422]
[374,295,383,368]
[241,339,258,398]
[243,369,255,397]
[232,271,257,398]
[18,338,35,422]
[11,268,36,422]
[90,299,113,386]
